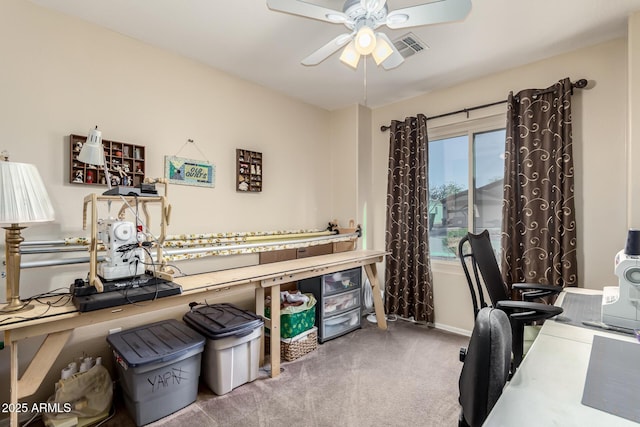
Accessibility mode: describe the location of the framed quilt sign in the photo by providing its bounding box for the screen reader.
[164,155,215,187]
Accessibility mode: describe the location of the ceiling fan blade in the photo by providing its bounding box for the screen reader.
[386,0,471,29]
[267,0,348,24]
[376,32,404,70]
[301,33,355,66]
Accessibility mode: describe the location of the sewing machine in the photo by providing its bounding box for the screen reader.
[96,218,145,281]
[602,249,640,330]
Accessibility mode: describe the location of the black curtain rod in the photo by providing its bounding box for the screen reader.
[380,78,588,132]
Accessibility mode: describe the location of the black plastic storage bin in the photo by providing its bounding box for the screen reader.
[106,319,205,426]
[183,303,264,395]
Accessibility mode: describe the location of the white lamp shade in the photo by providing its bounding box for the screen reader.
[340,41,361,69]
[372,34,393,65]
[77,127,105,166]
[0,162,55,225]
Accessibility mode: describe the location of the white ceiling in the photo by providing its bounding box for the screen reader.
[28,0,640,111]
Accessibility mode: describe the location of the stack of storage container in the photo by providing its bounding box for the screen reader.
[108,303,266,425]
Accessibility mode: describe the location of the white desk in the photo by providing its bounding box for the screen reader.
[484,288,639,427]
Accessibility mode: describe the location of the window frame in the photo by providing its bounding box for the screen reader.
[427,113,506,263]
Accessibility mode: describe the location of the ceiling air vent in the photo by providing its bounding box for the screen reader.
[392,32,429,59]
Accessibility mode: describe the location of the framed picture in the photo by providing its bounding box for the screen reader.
[164,156,215,187]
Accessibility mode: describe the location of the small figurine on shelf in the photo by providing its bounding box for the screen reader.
[74,141,83,152]
[86,170,94,184]
[136,164,143,173]
[73,170,84,183]
[100,176,106,185]
[110,175,121,187]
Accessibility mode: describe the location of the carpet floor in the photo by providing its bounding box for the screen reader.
[95,319,468,427]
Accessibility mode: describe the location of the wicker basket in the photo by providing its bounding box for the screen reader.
[267,327,318,362]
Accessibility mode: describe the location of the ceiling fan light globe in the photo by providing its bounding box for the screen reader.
[372,34,393,65]
[355,26,376,55]
[340,41,361,69]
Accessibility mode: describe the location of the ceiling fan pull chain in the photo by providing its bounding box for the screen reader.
[363,57,368,106]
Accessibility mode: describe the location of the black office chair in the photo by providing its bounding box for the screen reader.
[458,230,563,368]
[458,307,512,427]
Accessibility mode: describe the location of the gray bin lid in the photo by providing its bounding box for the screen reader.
[107,319,205,367]
[183,303,263,340]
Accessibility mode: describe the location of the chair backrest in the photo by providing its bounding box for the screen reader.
[458,234,488,317]
[465,230,510,306]
[458,307,512,427]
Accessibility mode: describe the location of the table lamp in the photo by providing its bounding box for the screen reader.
[0,160,55,313]
[78,126,112,189]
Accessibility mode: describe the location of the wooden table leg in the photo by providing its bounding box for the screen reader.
[269,284,280,378]
[9,334,18,427]
[255,287,265,366]
[7,330,72,427]
[364,263,387,330]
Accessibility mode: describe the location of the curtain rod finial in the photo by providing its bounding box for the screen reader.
[574,79,588,89]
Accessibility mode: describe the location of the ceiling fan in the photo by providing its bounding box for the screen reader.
[266,0,472,70]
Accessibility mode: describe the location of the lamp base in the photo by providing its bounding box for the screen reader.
[0,298,34,314]
[3,225,33,314]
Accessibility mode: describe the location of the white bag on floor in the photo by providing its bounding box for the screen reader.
[43,364,112,424]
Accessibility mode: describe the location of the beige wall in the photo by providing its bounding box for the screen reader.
[357,104,374,250]
[329,105,359,225]
[629,13,640,227]
[0,0,336,410]
[371,38,629,334]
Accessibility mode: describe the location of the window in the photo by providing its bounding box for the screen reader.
[428,116,505,259]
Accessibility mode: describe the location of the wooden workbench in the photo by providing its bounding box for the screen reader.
[0,249,387,427]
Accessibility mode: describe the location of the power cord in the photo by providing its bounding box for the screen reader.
[0,289,73,325]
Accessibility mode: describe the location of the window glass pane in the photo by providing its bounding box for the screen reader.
[473,129,506,257]
[428,135,468,259]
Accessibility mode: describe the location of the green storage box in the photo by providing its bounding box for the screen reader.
[265,294,316,338]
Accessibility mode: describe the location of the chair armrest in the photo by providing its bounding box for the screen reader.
[512,283,563,301]
[495,300,563,322]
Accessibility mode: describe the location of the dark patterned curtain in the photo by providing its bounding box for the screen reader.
[385,114,434,322]
[501,78,578,289]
